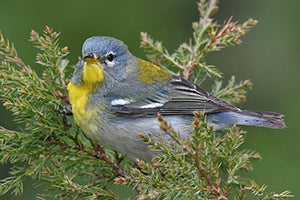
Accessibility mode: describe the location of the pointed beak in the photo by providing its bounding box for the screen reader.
[83,53,99,64]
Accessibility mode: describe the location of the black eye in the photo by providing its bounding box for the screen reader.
[106,53,114,62]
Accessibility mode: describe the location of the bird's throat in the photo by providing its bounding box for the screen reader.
[82,63,104,87]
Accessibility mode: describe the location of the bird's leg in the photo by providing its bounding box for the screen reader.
[56,90,73,130]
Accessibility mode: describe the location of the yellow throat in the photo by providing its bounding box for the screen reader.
[67,61,104,127]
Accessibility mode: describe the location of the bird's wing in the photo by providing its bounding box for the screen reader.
[110,75,240,117]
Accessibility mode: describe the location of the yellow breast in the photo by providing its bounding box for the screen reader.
[67,62,104,132]
[68,82,89,120]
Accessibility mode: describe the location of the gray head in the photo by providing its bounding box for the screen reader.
[82,36,131,69]
[72,36,135,85]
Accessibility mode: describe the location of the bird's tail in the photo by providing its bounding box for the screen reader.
[233,110,286,129]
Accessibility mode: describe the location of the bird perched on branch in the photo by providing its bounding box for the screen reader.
[68,36,285,162]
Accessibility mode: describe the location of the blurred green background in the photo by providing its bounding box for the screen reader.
[0,0,299,199]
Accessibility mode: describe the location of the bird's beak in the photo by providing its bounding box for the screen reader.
[81,53,105,84]
[83,53,99,64]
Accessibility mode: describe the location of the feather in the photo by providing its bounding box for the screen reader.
[112,75,240,116]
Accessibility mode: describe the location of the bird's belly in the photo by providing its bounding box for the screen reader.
[74,110,234,161]
[86,115,193,162]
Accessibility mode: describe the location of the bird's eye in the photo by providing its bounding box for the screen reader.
[106,53,114,62]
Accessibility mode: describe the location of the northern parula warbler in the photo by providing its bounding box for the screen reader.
[68,36,285,162]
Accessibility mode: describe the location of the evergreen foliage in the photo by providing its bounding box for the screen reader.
[0,0,292,199]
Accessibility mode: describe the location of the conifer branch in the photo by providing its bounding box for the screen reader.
[212,76,253,103]
[140,0,257,84]
[0,30,29,71]
[140,32,184,71]
[79,143,130,178]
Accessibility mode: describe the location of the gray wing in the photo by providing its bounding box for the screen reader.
[111,75,240,117]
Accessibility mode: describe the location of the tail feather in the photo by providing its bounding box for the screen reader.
[234,110,286,129]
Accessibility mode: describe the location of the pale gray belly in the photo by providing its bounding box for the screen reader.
[87,112,235,162]
[88,115,192,162]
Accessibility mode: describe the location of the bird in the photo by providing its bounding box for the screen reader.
[67,36,285,162]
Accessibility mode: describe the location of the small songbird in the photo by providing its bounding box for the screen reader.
[67,36,285,162]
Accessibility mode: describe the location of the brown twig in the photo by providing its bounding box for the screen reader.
[183,54,194,79]
[68,142,130,178]
[204,16,236,52]
[183,16,236,80]
[194,148,226,199]
[0,52,49,87]
[181,0,218,80]
[57,91,73,130]
[94,143,130,177]
[196,161,223,198]
[57,136,130,178]
[55,90,70,105]
[0,30,50,87]
[0,53,31,72]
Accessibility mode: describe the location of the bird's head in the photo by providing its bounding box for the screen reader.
[71,36,134,87]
